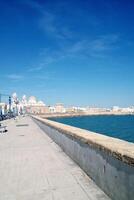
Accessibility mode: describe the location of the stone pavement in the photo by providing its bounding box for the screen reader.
[0,116,111,200]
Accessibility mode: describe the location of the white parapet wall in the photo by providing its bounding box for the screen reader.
[32,115,134,200]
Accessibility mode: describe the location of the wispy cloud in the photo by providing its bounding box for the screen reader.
[6,74,24,81]
[90,34,119,51]
[20,1,120,65]
[28,66,43,72]
[32,75,53,80]
[21,0,74,40]
[39,11,72,39]
[20,0,44,13]
[39,34,120,63]
[66,34,120,58]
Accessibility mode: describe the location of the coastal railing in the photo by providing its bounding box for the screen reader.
[32,115,134,200]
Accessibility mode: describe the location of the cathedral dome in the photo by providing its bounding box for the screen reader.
[28,96,37,105]
[38,101,45,106]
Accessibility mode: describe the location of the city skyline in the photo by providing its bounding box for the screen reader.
[1,92,134,110]
[1,92,134,117]
[0,0,134,107]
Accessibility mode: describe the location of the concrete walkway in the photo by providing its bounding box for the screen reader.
[0,116,110,200]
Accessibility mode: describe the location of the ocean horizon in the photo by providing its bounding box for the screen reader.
[50,115,134,143]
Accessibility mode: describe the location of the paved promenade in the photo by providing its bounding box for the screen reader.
[0,116,110,200]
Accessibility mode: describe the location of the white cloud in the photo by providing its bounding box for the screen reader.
[90,34,119,52]
[28,66,43,72]
[38,11,72,39]
[66,34,120,58]
[38,34,119,66]
[20,0,43,13]
[21,0,72,40]
[6,74,24,81]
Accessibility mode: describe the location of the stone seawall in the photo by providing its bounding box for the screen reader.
[32,115,134,200]
[37,112,134,119]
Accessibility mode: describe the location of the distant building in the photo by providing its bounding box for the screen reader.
[112,106,120,112]
[66,106,85,113]
[0,103,7,115]
[26,96,46,114]
[1,92,133,116]
[86,107,107,113]
[55,103,66,113]
[49,106,56,113]
[120,107,132,113]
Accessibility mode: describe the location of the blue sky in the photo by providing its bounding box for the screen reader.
[0,0,134,107]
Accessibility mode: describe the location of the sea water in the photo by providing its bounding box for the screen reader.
[50,115,134,143]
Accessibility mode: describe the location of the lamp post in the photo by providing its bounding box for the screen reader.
[9,96,11,113]
[0,93,11,115]
[14,98,19,116]
[12,93,18,116]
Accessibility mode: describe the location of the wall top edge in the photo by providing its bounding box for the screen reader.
[32,115,134,166]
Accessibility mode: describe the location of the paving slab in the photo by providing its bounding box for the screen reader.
[0,116,111,200]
